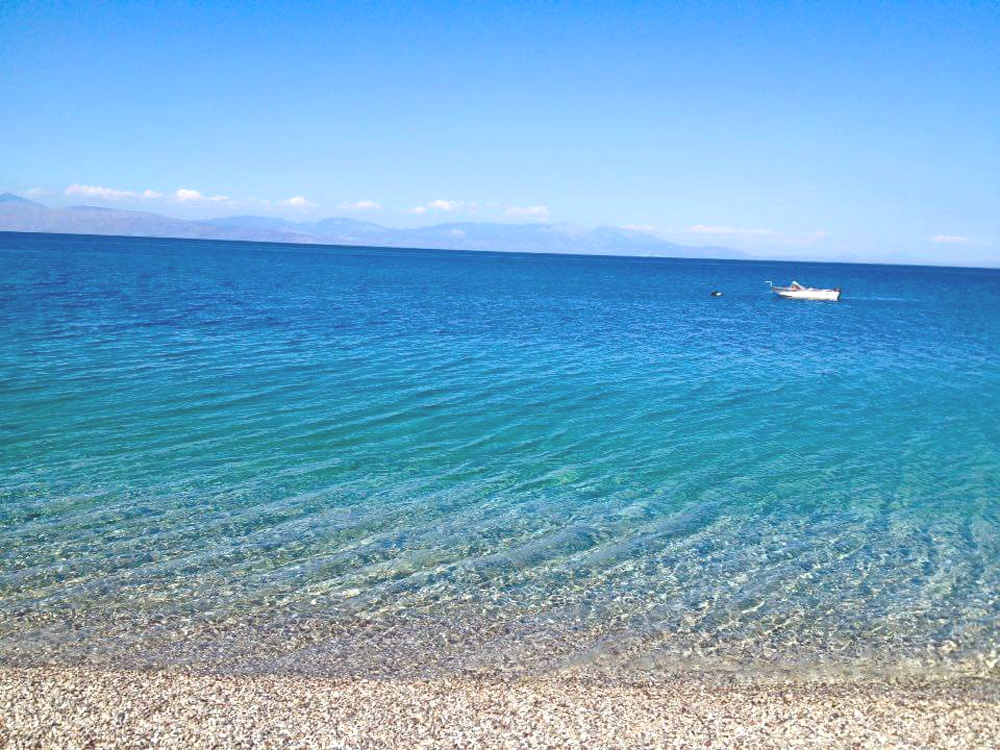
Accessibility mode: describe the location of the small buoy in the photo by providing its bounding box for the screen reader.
[710,290,723,297]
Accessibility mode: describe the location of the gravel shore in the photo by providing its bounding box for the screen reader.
[2,667,998,749]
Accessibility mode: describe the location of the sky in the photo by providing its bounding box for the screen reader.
[1,0,998,265]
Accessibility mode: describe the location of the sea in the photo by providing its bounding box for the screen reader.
[1,231,998,680]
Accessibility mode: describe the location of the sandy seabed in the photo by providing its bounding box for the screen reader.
[2,667,999,749]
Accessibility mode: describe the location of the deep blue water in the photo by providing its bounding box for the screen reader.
[1,232,998,678]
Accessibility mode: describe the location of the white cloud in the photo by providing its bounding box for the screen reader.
[66,184,137,200]
[174,188,228,203]
[505,205,549,220]
[407,199,466,214]
[621,224,657,233]
[406,198,549,221]
[338,200,380,211]
[427,199,461,211]
[281,196,318,209]
[932,234,970,244]
[685,224,774,236]
[23,187,45,198]
[64,184,179,201]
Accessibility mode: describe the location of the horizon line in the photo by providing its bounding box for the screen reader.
[3,228,998,273]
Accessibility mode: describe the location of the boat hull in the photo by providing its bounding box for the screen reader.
[773,288,841,301]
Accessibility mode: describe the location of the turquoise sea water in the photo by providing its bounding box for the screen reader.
[1,232,998,679]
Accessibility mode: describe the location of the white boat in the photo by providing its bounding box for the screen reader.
[767,280,841,301]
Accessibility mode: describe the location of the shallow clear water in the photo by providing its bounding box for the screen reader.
[1,232,998,678]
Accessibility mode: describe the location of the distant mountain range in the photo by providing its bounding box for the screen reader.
[0,193,745,259]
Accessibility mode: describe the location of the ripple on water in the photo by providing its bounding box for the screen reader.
[1,234,999,679]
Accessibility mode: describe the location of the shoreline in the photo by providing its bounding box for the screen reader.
[3,666,998,748]
[4,609,996,685]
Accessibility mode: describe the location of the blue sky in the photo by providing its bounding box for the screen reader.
[1,1,997,264]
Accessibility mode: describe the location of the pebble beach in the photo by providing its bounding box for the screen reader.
[3,667,999,749]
